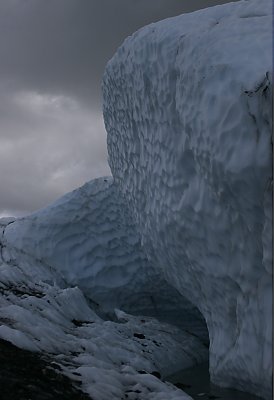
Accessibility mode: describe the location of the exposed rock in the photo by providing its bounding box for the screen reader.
[0,338,91,400]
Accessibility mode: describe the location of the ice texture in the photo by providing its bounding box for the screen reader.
[102,0,273,398]
[0,0,272,398]
[4,178,207,338]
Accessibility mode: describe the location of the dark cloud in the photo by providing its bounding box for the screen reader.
[0,91,109,216]
[0,0,239,105]
[0,0,239,216]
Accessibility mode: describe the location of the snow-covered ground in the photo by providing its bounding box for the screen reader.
[3,178,207,338]
[103,0,272,398]
[0,216,207,400]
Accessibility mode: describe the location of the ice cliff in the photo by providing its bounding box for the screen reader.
[0,0,272,399]
[103,0,272,398]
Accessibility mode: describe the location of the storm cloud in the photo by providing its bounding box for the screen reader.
[0,0,239,216]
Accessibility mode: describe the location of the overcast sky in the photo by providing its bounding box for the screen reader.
[0,0,239,217]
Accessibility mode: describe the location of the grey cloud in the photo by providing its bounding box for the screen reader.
[0,0,239,216]
[0,91,110,215]
[0,0,239,105]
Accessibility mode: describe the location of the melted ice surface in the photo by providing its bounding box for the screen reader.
[103,0,272,398]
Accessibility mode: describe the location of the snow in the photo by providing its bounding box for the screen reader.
[1,178,208,398]
[3,177,207,338]
[102,0,272,398]
[0,223,207,399]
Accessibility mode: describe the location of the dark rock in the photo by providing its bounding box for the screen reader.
[71,319,93,327]
[174,382,192,390]
[133,333,145,339]
[151,371,161,379]
[0,338,92,400]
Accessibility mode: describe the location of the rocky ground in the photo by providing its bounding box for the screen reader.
[0,338,91,400]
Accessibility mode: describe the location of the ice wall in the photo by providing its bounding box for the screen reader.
[103,0,272,398]
[0,219,208,400]
[4,178,206,337]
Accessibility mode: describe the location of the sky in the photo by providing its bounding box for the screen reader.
[0,0,239,217]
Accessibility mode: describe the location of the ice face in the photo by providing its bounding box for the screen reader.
[3,177,207,338]
[102,0,272,398]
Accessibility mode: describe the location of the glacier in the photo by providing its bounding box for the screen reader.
[3,177,207,337]
[103,0,272,398]
[0,0,272,399]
